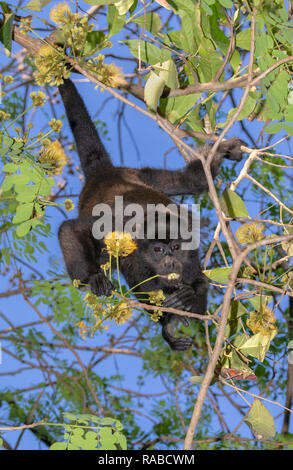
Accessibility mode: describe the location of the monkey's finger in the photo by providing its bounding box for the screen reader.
[164,289,195,311]
[170,336,193,351]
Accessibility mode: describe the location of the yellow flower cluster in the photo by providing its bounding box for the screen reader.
[246,307,277,336]
[49,118,63,133]
[35,45,70,86]
[0,74,14,100]
[38,140,67,175]
[50,3,94,52]
[49,3,71,25]
[0,110,11,121]
[19,16,32,33]
[150,309,163,322]
[111,302,133,325]
[79,291,133,340]
[167,273,180,280]
[87,55,124,88]
[30,91,47,107]
[148,290,165,306]
[104,232,137,257]
[235,223,265,245]
[147,290,164,322]
[3,75,14,84]
[73,279,81,288]
[64,199,75,212]
[101,262,111,276]
[76,320,90,341]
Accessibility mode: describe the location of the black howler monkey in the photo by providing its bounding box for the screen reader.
[58,78,245,351]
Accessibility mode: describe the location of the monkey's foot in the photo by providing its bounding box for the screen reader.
[220,137,246,162]
[169,336,193,352]
[161,312,193,352]
[89,270,114,297]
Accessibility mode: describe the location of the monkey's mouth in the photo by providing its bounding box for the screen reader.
[159,272,182,285]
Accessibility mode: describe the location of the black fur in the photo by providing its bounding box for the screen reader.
[58,78,245,351]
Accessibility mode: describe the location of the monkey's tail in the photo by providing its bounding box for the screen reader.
[58,78,113,179]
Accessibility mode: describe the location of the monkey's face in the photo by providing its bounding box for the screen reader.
[143,240,187,287]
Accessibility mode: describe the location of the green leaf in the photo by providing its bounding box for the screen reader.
[25,0,51,11]
[0,12,14,51]
[265,122,283,134]
[114,0,134,15]
[114,431,127,449]
[219,95,256,127]
[12,203,34,224]
[248,295,272,311]
[203,266,232,284]
[144,72,165,110]
[16,186,38,203]
[107,5,126,38]
[3,136,14,148]
[161,94,201,124]
[16,220,33,237]
[99,427,117,450]
[3,163,19,173]
[236,28,251,51]
[39,180,52,196]
[190,374,217,385]
[1,175,14,192]
[200,0,213,15]
[190,375,205,384]
[219,188,250,219]
[154,59,179,89]
[283,123,293,136]
[225,300,247,337]
[101,417,117,426]
[245,399,276,440]
[132,12,162,35]
[218,0,233,8]
[239,331,277,362]
[180,14,197,54]
[85,30,106,53]
[50,442,68,450]
[198,53,223,82]
[122,39,171,65]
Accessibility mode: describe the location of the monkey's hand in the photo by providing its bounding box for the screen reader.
[160,286,196,351]
[88,269,114,297]
[218,137,246,162]
[163,285,196,318]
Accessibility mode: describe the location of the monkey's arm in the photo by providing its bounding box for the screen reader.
[160,278,208,351]
[139,138,245,196]
[58,217,113,296]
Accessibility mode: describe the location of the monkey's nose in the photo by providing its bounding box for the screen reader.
[163,256,176,271]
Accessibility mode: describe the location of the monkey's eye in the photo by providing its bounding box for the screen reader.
[154,246,164,253]
[171,244,180,251]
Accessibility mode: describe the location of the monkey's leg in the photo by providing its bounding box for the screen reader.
[139,138,246,196]
[58,218,113,296]
[161,313,193,351]
[189,277,208,314]
[160,280,208,351]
